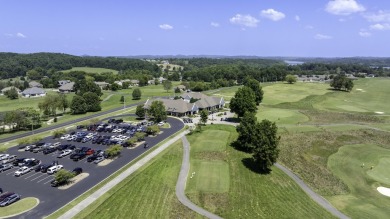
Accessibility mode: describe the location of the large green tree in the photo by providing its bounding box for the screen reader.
[82,92,101,112]
[70,95,88,114]
[4,87,19,99]
[135,104,145,118]
[74,80,103,97]
[330,75,354,92]
[162,80,172,92]
[149,100,167,122]
[132,88,142,100]
[54,169,75,185]
[200,109,208,124]
[229,86,257,117]
[244,78,264,105]
[285,74,297,84]
[252,119,280,172]
[235,112,258,152]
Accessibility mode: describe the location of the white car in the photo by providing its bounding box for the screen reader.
[94,156,105,164]
[60,134,70,140]
[0,154,10,161]
[47,165,63,174]
[158,121,165,126]
[14,166,32,176]
[67,135,77,141]
[57,149,73,158]
[2,155,17,164]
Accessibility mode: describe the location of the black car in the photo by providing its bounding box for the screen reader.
[43,148,56,154]
[72,167,83,175]
[24,159,40,168]
[87,155,98,162]
[40,164,54,173]
[72,153,86,161]
[76,125,85,129]
[12,158,26,166]
[34,164,44,172]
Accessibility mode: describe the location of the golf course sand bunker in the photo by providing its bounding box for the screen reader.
[356,88,366,92]
[377,187,390,197]
[375,112,384,114]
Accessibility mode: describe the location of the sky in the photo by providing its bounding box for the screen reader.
[1,0,390,57]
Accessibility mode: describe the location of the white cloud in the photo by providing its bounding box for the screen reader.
[325,0,365,15]
[260,9,286,21]
[229,14,259,27]
[359,31,371,37]
[364,10,390,23]
[295,15,300,21]
[314,34,333,40]
[159,24,173,30]
[370,23,390,30]
[210,22,220,27]
[16,33,26,38]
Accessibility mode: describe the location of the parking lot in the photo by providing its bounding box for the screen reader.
[1,116,183,218]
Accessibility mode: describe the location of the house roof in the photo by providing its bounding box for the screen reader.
[181,92,209,100]
[29,81,42,87]
[144,98,197,114]
[95,82,109,86]
[1,86,21,93]
[22,87,46,95]
[181,92,224,109]
[59,82,75,91]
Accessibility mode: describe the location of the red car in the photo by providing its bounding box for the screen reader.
[86,149,95,155]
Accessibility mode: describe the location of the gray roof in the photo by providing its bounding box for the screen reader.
[144,98,197,114]
[29,81,42,87]
[59,82,75,91]
[181,92,224,109]
[22,87,46,95]
[1,86,21,93]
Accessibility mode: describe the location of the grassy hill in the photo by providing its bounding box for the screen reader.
[60,67,118,74]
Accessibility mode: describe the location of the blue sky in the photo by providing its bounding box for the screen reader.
[1,0,390,57]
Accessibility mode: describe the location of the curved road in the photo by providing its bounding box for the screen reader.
[0,102,144,144]
[176,136,223,219]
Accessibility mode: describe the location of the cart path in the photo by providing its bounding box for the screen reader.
[176,136,223,219]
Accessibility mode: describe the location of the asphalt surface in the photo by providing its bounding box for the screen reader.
[176,136,223,219]
[1,117,183,219]
[0,101,144,144]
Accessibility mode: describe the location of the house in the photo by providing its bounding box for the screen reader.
[58,80,71,87]
[1,86,21,95]
[58,82,75,93]
[130,80,139,86]
[144,98,199,117]
[114,79,131,87]
[95,82,109,90]
[175,85,186,92]
[22,87,46,97]
[29,81,43,88]
[181,92,225,111]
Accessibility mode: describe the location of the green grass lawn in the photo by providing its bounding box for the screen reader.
[60,67,119,74]
[257,106,309,125]
[0,197,39,217]
[74,140,201,219]
[186,125,335,218]
[328,144,390,218]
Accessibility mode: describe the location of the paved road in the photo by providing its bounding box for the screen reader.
[176,136,223,219]
[57,130,188,219]
[275,163,350,219]
[0,102,144,144]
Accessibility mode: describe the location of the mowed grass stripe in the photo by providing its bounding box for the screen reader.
[76,141,200,219]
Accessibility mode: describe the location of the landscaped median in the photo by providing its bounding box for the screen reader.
[0,197,39,219]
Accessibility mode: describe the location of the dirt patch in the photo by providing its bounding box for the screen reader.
[58,173,89,190]
[97,158,115,166]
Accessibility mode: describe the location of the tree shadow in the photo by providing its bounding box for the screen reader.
[230,141,251,153]
[241,157,271,175]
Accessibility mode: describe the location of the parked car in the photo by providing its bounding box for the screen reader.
[94,156,105,164]
[34,164,44,172]
[32,146,44,153]
[24,144,37,152]
[12,158,26,166]
[60,134,70,140]
[47,165,63,174]
[14,166,32,176]
[24,159,40,168]
[57,149,73,158]
[72,167,83,175]
[0,192,14,203]
[0,154,10,161]
[0,163,13,172]
[87,155,98,162]
[43,148,56,154]
[40,164,54,173]
[2,155,17,164]
[0,193,21,207]
[72,153,87,161]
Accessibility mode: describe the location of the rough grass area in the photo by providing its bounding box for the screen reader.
[0,197,38,217]
[279,129,390,197]
[300,110,383,124]
[186,125,334,218]
[60,67,119,74]
[328,144,390,218]
[75,141,201,219]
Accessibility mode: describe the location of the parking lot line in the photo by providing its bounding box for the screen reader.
[30,174,47,181]
[43,179,53,185]
[6,171,15,176]
[25,172,40,179]
[37,175,53,183]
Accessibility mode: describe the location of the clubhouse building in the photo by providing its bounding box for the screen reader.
[144,92,225,117]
